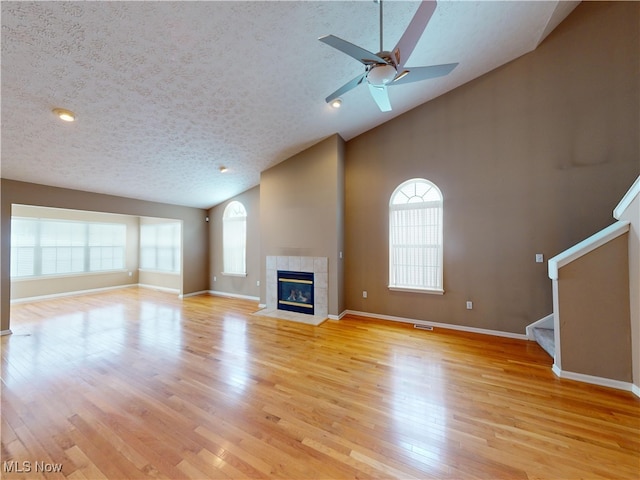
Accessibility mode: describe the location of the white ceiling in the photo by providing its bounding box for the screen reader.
[1,1,579,209]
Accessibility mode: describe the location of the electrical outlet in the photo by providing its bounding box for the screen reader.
[213,276,217,282]
[363,291,368,299]
[466,301,473,310]
[256,280,260,287]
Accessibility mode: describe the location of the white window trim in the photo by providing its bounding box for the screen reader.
[222,201,247,276]
[138,268,181,276]
[388,286,445,295]
[388,178,444,293]
[11,269,128,282]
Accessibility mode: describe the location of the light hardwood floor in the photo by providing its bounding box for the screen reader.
[2,288,639,479]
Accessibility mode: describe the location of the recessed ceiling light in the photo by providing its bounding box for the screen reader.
[219,166,228,173]
[52,108,76,122]
[330,98,342,109]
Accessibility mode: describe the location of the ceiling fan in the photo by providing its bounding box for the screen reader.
[319,0,458,112]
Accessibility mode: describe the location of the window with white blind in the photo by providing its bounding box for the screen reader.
[222,201,247,276]
[389,178,444,294]
[89,223,126,271]
[139,222,181,273]
[10,218,126,278]
[10,218,37,277]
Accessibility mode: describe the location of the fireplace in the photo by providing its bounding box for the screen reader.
[266,256,327,319]
[278,270,314,315]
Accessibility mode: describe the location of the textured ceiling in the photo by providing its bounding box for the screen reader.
[1,1,579,209]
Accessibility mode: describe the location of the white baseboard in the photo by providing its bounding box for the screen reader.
[208,290,260,302]
[1,329,13,336]
[138,284,180,295]
[553,363,637,396]
[179,290,209,299]
[344,310,528,340]
[329,310,348,321]
[9,284,256,304]
[10,284,137,304]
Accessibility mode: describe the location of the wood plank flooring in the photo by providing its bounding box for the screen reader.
[2,287,639,479]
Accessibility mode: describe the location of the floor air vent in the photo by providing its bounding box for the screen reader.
[413,324,434,331]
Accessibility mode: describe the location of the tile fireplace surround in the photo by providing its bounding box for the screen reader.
[266,256,328,319]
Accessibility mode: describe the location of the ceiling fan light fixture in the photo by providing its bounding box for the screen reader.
[52,108,76,122]
[319,0,456,112]
[367,64,397,87]
[394,70,410,82]
[330,98,342,108]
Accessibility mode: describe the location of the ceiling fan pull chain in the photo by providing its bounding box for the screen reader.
[379,0,384,53]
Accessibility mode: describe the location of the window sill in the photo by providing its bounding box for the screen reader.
[388,286,444,295]
[222,272,247,277]
[11,269,128,282]
[138,269,180,275]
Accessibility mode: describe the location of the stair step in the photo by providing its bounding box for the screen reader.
[533,327,555,358]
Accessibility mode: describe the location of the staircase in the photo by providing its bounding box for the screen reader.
[526,175,638,395]
[527,313,555,359]
[532,327,554,358]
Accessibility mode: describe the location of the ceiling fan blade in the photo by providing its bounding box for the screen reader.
[391,63,458,85]
[325,74,367,103]
[319,34,388,65]
[392,1,437,69]
[368,84,392,112]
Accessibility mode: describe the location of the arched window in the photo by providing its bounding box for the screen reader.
[222,201,247,275]
[389,178,443,293]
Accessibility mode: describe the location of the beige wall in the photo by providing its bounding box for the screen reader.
[556,234,632,382]
[1,2,637,340]
[1,179,209,331]
[259,134,345,316]
[138,270,180,291]
[10,205,140,300]
[208,186,261,300]
[344,1,639,333]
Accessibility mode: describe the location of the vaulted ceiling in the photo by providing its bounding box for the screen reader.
[1,1,579,209]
